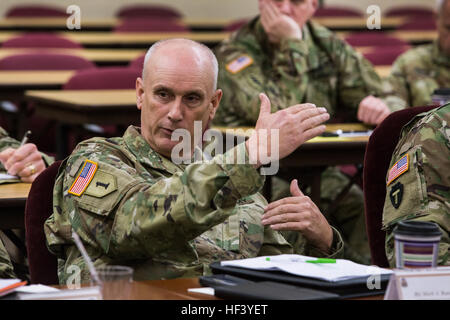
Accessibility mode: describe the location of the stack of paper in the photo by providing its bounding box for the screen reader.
[0,279,27,297]
[221,254,393,282]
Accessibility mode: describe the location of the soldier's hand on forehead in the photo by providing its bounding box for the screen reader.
[245,93,329,168]
[0,144,46,183]
[259,0,302,43]
[357,95,391,125]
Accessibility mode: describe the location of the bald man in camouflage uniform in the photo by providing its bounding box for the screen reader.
[213,0,395,264]
[384,0,450,110]
[45,39,343,285]
[382,103,450,267]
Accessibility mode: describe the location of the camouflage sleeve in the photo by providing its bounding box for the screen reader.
[382,56,411,112]
[332,40,385,115]
[46,142,266,261]
[382,106,450,267]
[215,38,311,125]
[0,239,16,279]
[0,127,20,152]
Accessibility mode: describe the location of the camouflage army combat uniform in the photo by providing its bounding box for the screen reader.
[45,126,344,284]
[213,17,385,264]
[384,42,450,110]
[0,239,16,278]
[383,104,450,267]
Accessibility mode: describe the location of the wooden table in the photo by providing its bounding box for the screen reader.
[0,16,409,32]
[0,182,30,230]
[0,31,230,49]
[338,30,437,45]
[0,48,145,66]
[0,70,76,137]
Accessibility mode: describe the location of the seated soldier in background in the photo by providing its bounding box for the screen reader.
[382,103,449,267]
[0,127,53,183]
[384,0,450,110]
[213,0,396,264]
[45,39,344,285]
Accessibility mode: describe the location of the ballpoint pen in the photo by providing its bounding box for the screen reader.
[19,130,32,147]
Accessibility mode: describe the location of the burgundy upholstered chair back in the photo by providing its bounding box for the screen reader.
[128,54,145,71]
[362,46,410,66]
[5,5,67,17]
[314,6,363,17]
[344,32,409,47]
[2,33,82,49]
[0,53,95,70]
[384,7,435,18]
[63,67,141,90]
[223,19,249,32]
[363,105,439,267]
[116,5,182,19]
[114,18,189,32]
[25,160,62,284]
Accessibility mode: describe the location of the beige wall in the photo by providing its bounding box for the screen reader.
[0,0,436,19]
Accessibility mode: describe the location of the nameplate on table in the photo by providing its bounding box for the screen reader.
[384,267,450,300]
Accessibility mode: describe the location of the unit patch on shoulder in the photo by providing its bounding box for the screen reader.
[85,170,117,198]
[68,159,98,196]
[226,55,253,74]
[387,154,409,186]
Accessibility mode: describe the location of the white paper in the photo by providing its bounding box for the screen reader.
[14,284,60,294]
[187,287,215,296]
[0,173,19,180]
[0,279,21,289]
[385,267,450,300]
[221,254,393,282]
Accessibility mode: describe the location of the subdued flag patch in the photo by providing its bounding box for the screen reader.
[68,159,98,196]
[226,55,253,74]
[387,154,409,186]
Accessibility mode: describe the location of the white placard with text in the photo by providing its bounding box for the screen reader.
[384,267,450,300]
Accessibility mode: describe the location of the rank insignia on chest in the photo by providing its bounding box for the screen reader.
[387,154,409,186]
[226,55,253,74]
[389,182,403,209]
[68,159,98,196]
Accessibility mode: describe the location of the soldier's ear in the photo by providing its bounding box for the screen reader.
[209,89,223,120]
[136,77,144,110]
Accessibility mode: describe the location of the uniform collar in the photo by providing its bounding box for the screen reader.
[123,126,183,175]
[433,40,450,67]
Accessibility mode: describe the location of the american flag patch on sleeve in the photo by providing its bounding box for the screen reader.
[387,154,409,186]
[68,159,98,196]
[226,55,253,74]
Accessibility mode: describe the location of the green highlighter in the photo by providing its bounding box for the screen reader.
[305,258,336,264]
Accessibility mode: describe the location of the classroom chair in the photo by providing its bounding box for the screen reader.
[5,5,67,17]
[384,6,435,18]
[223,19,249,32]
[116,4,182,19]
[129,54,145,70]
[1,33,82,49]
[25,160,62,285]
[314,6,363,17]
[114,18,189,32]
[344,32,409,47]
[362,46,410,66]
[63,66,142,150]
[363,105,439,267]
